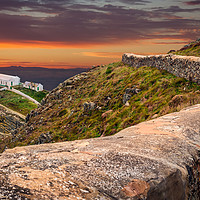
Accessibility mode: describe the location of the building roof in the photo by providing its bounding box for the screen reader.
[24,81,31,84]
[0,73,20,81]
[24,81,43,87]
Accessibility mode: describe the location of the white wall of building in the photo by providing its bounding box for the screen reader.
[23,81,44,92]
[36,84,43,91]
[0,74,20,88]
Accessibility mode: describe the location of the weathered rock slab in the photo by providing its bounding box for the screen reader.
[0,105,200,199]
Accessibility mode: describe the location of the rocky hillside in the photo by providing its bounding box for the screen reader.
[3,60,200,150]
[170,38,200,57]
[0,104,24,152]
[0,104,200,199]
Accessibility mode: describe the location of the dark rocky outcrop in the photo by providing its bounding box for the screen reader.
[0,106,25,152]
[180,38,200,51]
[0,106,24,136]
[123,87,141,104]
[83,102,97,112]
[38,131,52,144]
[25,110,38,123]
[168,49,176,54]
[0,104,200,199]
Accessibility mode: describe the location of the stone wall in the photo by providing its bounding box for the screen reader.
[122,53,200,84]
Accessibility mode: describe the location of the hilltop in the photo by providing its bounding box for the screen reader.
[170,38,200,57]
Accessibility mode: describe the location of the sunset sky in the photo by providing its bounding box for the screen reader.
[0,0,200,68]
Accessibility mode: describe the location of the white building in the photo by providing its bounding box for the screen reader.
[0,73,20,88]
[23,81,43,92]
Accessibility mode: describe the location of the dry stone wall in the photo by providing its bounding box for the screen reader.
[122,53,200,84]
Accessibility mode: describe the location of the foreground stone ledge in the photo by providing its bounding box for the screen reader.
[122,53,200,85]
[0,104,200,199]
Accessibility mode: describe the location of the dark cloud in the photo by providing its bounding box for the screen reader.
[106,0,151,5]
[153,5,200,13]
[0,0,71,13]
[185,0,200,5]
[153,42,189,45]
[0,1,199,45]
[0,0,150,13]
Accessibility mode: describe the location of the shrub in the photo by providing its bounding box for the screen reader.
[106,66,113,74]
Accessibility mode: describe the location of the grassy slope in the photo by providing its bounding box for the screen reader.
[14,86,48,102]
[0,90,37,115]
[11,62,200,147]
[173,42,200,57]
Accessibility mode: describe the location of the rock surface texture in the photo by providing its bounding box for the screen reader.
[0,104,200,199]
[0,104,24,139]
[122,54,200,84]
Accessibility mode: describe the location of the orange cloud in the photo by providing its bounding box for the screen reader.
[82,52,123,58]
[0,41,107,49]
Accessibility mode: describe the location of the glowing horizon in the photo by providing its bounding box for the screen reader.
[0,0,199,69]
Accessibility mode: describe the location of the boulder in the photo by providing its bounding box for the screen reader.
[125,88,141,95]
[0,104,200,199]
[11,129,18,136]
[123,87,141,104]
[64,80,73,86]
[65,85,74,90]
[168,50,176,54]
[38,131,52,144]
[25,113,30,123]
[135,88,141,94]
[125,88,136,94]
[83,102,97,112]
[123,93,132,104]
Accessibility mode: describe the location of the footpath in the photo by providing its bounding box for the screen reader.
[0,103,26,120]
[0,87,7,91]
[9,88,40,105]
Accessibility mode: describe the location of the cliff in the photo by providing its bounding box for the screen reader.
[0,104,199,199]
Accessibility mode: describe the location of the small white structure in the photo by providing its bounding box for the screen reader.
[0,73,20,88]
[23,81,43,92]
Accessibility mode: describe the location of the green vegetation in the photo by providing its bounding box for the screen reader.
[106,65,113,74]
[174,46,200,57]
[0,90,37,115]
[14,86,48,102]
[10,62,200,147]
[172,40,200,57]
